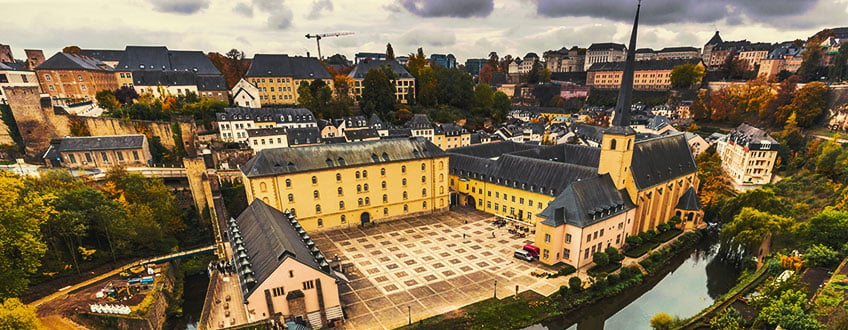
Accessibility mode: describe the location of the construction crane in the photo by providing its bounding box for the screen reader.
[305,32,354,60]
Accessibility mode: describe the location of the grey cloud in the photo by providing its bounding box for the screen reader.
[268,7,294,30]
[233,3,253,17]
[532,0,823,26]
[399,0,494,18]
[148,0,210,14]
[400,28,457,47]
[308,0,334,19]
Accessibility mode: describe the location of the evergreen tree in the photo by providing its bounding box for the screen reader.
[360,69,395,118]
[386,43,395,60]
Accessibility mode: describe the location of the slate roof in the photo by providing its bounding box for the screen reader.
[706,31,723,45]
[196,75,228,91]
[387,128,412,138]
[344,128,380,141]
[539,174,636,227]
[406,114,432,129]
[630,133,697,189]
[368,113,385,129]
[36,52,113,71]
[349,59,413,79]
[508,143,600,168]
[524,52,539,59]
[635,48,655,54]
[230,199,333,299]
[216,107,316,124]
[116,46,170,71]
[242,138,445,178]
[588,43,626,51]
[588,58,701,72]
[245,54,331,79]
[675,186,702,211]
[168,50,221,75]
[646,115,670,131]
[435,123,467,136]
[658,47,699,53]
[448,153,598,197]
[570,122,606,143]
[133,71,196,86]
[77,49,125,63]
[246,127,288,138]
[0,62,15,70]
[56,135,145,152]
[725,123,779,150]
[449,141,540,159]
[287,127,323,145]
[339,116,368,128]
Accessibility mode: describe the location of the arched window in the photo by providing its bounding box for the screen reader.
[357,184,362,193]
[311,176,317,184]
[315,205,321,213]
[402,178,407,186]
[423,201,427,209]
[362,170,368,178]
[336,173,341,181]
[439,174,444,182]
[402,165,406,173]
[403,191,408,199]
[403,204,408,212]
[337,157,346,166]
[355,171,361,179]
[260,182,267,192]
[358,198,363,206]
[317,218,323,227]
[285,179,291,187]
[610,139,617,150]
[364,183,369,191]
[383,194,388,203]
[290,208,296,216]
[288,194,294,202]
[421,176,426,183]
[439,161,444,169]
[382,181,387,189]
[421,163,426,171]
[440,186,444,194]
[338,187,343,196]
[422,188,427,197]
[383,208,388,215]
[326,158,333,167]
[340,201,345,209]
[365,197,370,205]
[262,197,269,203]
[341,215,346,223]
[313,190,319,198]
[381,168,386,176]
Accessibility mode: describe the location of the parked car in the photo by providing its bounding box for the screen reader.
[523,244,540,259]
[514,249,535,262]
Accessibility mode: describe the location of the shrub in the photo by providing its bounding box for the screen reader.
[558,265,576,276]
[593,252,610,266]
[569,276,583,292]
[605,246,624,262]
[650,312,675,330]
[607,273,620,285]
[643,229,657,240]
[804,244,840,268]
[668,215,682,227]
[558,285,569,298]
[620,266,642,280]
[625,235,643,247]
[657,223,671,233]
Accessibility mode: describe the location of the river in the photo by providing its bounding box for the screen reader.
[526,233,740,330]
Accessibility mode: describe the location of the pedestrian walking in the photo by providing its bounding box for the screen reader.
[463,233,466,239]
[492,232,495,238]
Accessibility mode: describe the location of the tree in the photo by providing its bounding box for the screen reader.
[804,244,840,268]
[710,308,743,330]
[478,63,495,85]
[406,48,428,78]
[670,63,706,89]
[62,45,81,53]
[207,50,250,88]
[540,68,552,83]
[719,207,793,261]
[798,40,824,82]
[696,148,734,216]
[95,89,120,111]
[625,235,643,247]
[779,81,828,127]
[360,69,395,118]
[386,43,395,60]
[0,172,50,299]
[650,312,676,330]
[0,298,44,330]
[435,68,474,109]
[803,210,848,249]
[325,54,349,66]
[593,252,609,266]
[527,60,543,84]
[758,289,822,330]
[473,84,494,112]
[297,81,314,109]
[492,91,510,122]
[114,86,140,105]
[568,276,582,292]
[829,42,848,82]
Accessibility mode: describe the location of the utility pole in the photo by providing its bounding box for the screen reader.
[304,32,355,60]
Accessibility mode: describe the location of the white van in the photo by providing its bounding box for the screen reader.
[513,249,534,262]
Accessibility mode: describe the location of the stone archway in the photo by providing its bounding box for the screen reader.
[465,196,476,209]
[360,212,371,225]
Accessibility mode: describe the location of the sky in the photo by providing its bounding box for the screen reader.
[4,0,848,64]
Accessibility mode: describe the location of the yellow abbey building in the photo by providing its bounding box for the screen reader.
[241,139,450,231]
[449,2,704,268]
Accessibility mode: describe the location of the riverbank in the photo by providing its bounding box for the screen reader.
[399,231,705,330]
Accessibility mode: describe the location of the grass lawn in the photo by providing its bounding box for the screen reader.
[402,291,558,330]
[623,241,661,258]
[588,262,622,275]
[651,229,683,243]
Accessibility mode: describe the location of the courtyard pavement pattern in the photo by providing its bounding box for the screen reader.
[310,209,572,330]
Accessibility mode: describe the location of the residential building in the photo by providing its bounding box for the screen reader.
[0,62,39,104]
[77,49,124,68]
[635,48,656,61]
[683,132,708,156]
[584,43,626,72]
[559,83,590,100]
[42,134,151,169]
[757,42,804,81]
[519,53,539,74]
[405,114,434,141]
[354,52,386,64]
[35,52,117,102]
[586,58,704,91]
[241,139,450,231]
[227,200,343,327]
[737,43,773,71]
[333,116,369,137]
[244,54,333,106]
[196,75,228,102]
[246,127,323,153]
[429,54,456,69]
[707,40,772,70]
[343,128,380,142]
[349,60,415,103]
[216,107,317,142]
[433,123,470,150]
[676,101,694,119]
[395,56,409,66]
[465,58,487,76]
[544,47,586,73]
[317,119,339,139]
[702,31,723,64]
[715,123,779,186]
[113,46,225,100]
[232,78,262,108]
[132,71,198,98]
[656,47,700,60]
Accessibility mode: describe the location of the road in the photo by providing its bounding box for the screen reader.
[813,134,848,143]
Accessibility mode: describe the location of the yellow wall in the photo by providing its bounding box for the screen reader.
[246,258,340,323]
[249,77,334,105]
[245,156,450,231]
[450,175,555,225]
[534,209,635,267]
[433,133,471,150]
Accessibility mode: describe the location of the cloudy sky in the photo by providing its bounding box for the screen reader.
[4,0,848,63]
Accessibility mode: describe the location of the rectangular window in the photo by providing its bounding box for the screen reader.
[117,152,124,161]
[586,234,591,242]
[272,287,285,297]
[563,249,571,260]
[101,152,108,162]
[600,229,604,237]
[544,234,551,243]
[543,249,550,259]
[584,249,590,259]
[565,234,572,243]
[132,150,139,161]
[84,153,92,163]
[69,154,76,163]
[302,280,315,290]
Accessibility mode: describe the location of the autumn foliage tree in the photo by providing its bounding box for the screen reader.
[207,49,251,88]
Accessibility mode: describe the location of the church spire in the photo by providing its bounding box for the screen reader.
[610,0,641,128]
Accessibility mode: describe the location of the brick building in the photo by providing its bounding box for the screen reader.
[35,52,118,102]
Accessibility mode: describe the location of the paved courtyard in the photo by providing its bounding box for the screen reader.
[310,209,572,330]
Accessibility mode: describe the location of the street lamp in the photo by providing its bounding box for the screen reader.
[493,280,497,299]
[407,305,411,325]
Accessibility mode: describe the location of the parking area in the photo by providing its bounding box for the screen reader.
[310,209,571,330]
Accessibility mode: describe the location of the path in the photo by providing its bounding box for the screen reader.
[812,134,848,143]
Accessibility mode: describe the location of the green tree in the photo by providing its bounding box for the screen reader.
[829,42,848,82]
[605,246,623,262]
[95,89,120,111]
[650,312,675,330]
[492,91,510,122]
[779,81,828,128]
[435,68,474,109]
[759,289,822,330]
[803,210,848,249]
[297,81,314,109]
[0,298,44,330]
[719,207,793,261]
[473,83,494,112]
[798,40,824,82]
[406,48,428,78]
[710,308,744,330]
[568,276,582,292]
[0,173,50,299]
[670,63,706,89]
[386,43,395,60]
[527,60,543,84]
[360,69,396,118]
[593,252,609,266]
[804,244,840,268]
